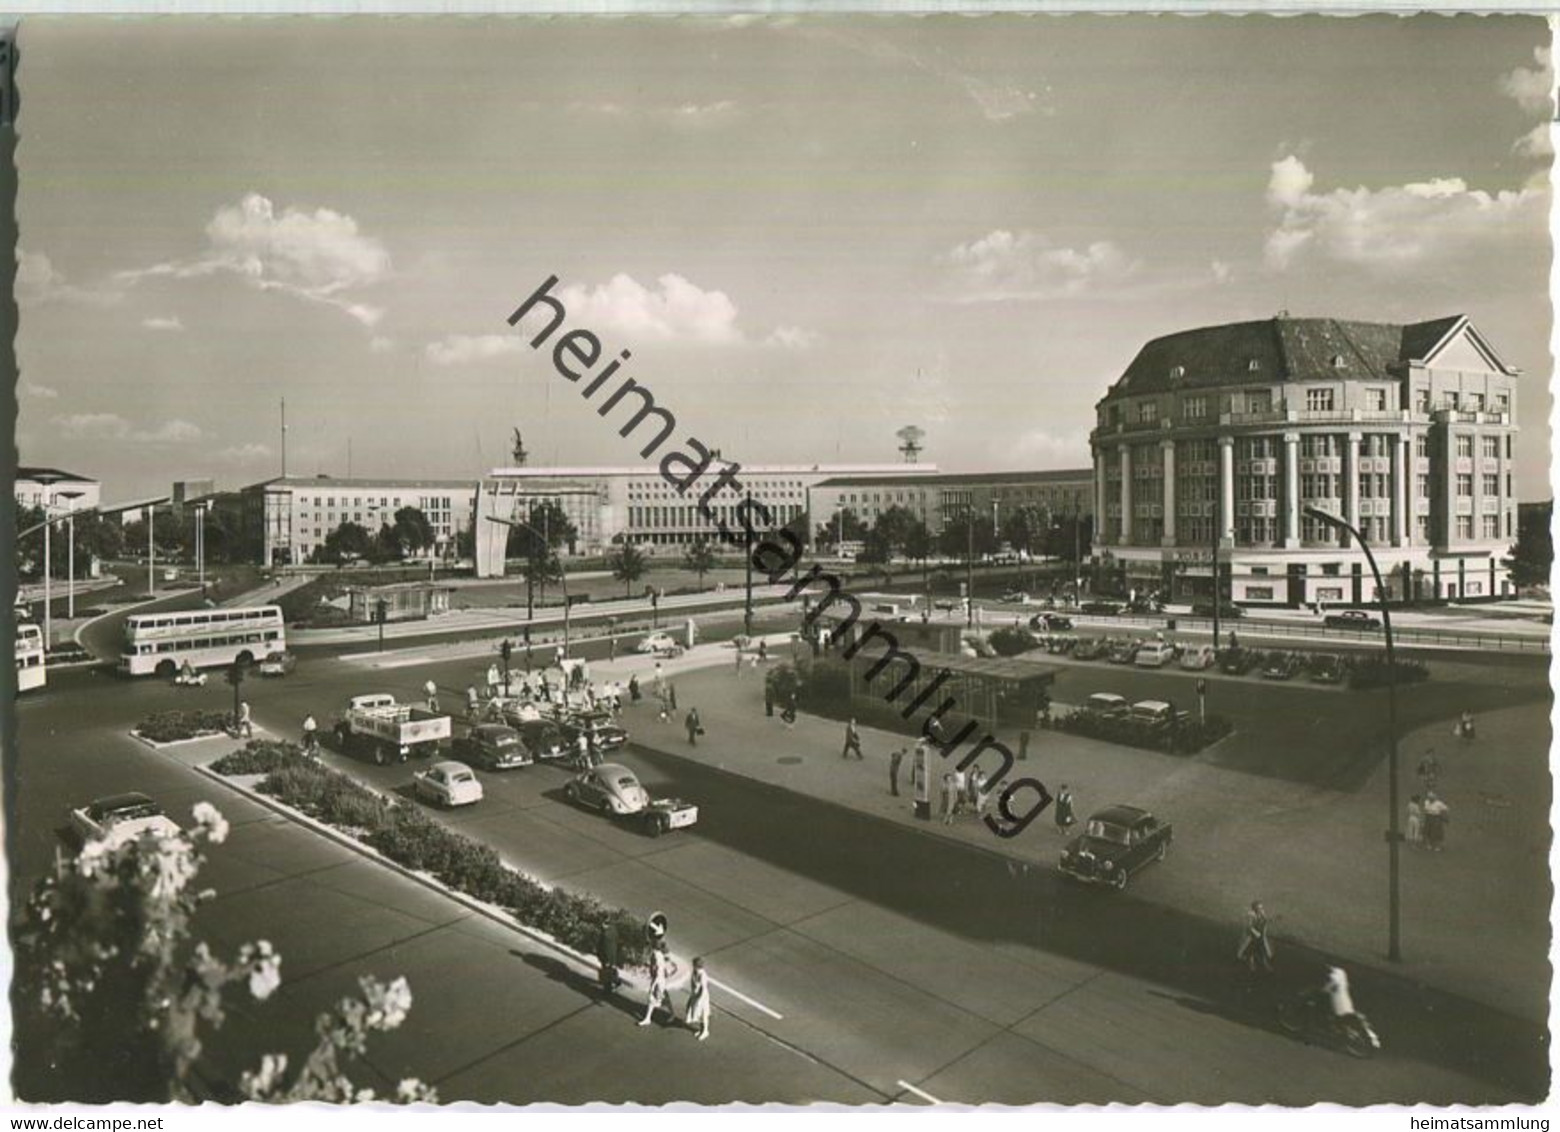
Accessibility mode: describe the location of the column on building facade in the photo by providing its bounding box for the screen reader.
[1218,436,1235,544]
[1283,433,1300,547]
[1118,444,1132,545]
[1160,440,1176,546]
[1344,432,1361,546]
[1094,447,1107,544]
[1392,435,1408,547]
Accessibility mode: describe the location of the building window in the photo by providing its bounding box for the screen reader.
[1331,355,1347,369]
[1365,388,1387,412]
[1137,401,1158,424]
[1482,436,1500,459]
[1306,388,1334,412]
[1483,473,1499,497]
[1182,396,1208,421]
[1247,359,1262,372]
[1246,585,1275,600]
[1415,435,1428,458]
[1248,391,1273,414]
[1482,514,1499,539]
[1415,473,1430,499]
[1415,515,1430,541]
[1466,393,1484,412]
[1496,394,1510,415]
[1456,474,1473,498]
[1414,388,1431,412]
[1506,436,1513,459]
[1455,435,1473,458]
[1456,515,1474,539]
[1169,365,1185,380]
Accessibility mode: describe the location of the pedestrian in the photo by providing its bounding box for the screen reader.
[1457,711,1476,742]
[684,957,711,1041]
[466,685,480,718]
[686,707,703,747]
[611,681,624,713]
[889,746,905,796]
[555,645,565,669]
[609,635,618,662]
[1228,630,1239,652]
[596,919,621,997]
[940,771,956,825]
[629,674,642,703]
[841,718,864,760]
[669,683,679,712]
[1054,784,1075,834]
[575,732,592,769]
[1417,752,1440,793]
[301,713,318,755]
[735,648,744,675]
[424,679,439,713]
[487,663,501,691]
[1406,795,1424,846]
[1236,900,1274,975]
[966,765,985,811]
[237,699,254,739]
[638,942,673,1027]
[764,683,775,718]
[748,653,760,674]
[758,639,768,663]
[653,661,665,691]
[1422,792,1450,851]
[1019,729,1031,760]
[926,715,945,749]
[949,766,968,816]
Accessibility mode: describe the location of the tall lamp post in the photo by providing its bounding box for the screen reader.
[743,490,755,637]
[486,515,570,659]
[1304,505,1402,963]
[60,491,84,619]
[965,501,975,628]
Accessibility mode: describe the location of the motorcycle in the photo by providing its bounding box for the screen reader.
[1278,994,1381,1059]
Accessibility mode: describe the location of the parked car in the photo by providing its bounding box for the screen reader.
[453,723,534,770]
[1324,610,1382,631]
[1261,651,1304,680]
[1125,595,1165,615]
[1030,612,1074,632]
[1000,590,1029,604]
[637,632,685,657]
[1134,641,1178,669]
[257,650,298,677]
[1044,634,1079,655]
[1059,805,1174,892]
[1191,600,1245,620]
[1128,700,1185,731]
[1308,653,1346,684]
[564,763,699,836]
[1179,644,1217,671]
[1080,601,1122,616]
[1107,639,1140,665]
[934,599,961,613]
[1073,638,1108,661]
[1083,692,1129,717]
[412,760,484,808]
[515,717,568,760]
[557,710,629,753]
[1218,647,1260,675]
[69,792,181,848]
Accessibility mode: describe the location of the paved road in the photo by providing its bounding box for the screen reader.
[12,650,1545,1104]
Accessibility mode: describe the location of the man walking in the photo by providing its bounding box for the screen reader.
[686,707,702,747]
[424,679,439,713]
[889,746,906,796]
[1054,784,1076,834]
[1236,900,1274,976]
[842,718,864,760]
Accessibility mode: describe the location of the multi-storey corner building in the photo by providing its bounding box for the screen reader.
[1091,315,1520,606]
[15,465,102,512]
[243,476,479,566]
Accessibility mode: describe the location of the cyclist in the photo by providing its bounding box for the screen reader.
[302,714,319,755]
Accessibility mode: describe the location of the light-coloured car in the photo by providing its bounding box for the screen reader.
[412,761,484,808]
[1134,642,1178,668]
[637,632,683,657]
[1179,644,1217,670]
[1083,692,1129,717]
[69,792,182,848]
[1128,700,1180,730]
[258,650,297,677]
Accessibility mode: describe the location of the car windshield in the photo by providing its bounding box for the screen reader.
[451,772,474,784]
[97,801,161,823]
[614,776,638,789]
[1084,820,1130,846]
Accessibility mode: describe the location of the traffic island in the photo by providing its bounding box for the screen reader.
[130,709,237,749]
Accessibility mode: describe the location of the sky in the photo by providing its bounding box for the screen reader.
[13,15,1555,503]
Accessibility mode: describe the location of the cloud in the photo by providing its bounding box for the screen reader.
[1263,155,1547,274]
[1500,46,1554,116]
[217,442,274,464]
[16,251,122,307]
[117,193,390,326]
[1210,260,1234,285]
[1514,122,1554,159]
[764,325,820,350]
[369,336,395,353]
[425,333,529,366]
[944,229,1141,301]
[555,273,743,344]
[142,316,184,332]
[52,412,202,443]
[21,381,58,399]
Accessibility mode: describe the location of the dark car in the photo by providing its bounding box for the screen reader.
[1192,600,1245,620]
[1080,601,1122,616]
[1072,638,1108,661]
[516,718,568,760]
[1106,639,1140,665]
[557,710,628,753]
[1059,805,1174,892]
[1308,653,1345,684]
[453,723,534,770]
[1260,651,1304,680]
[1325,610,1382,631]
[1218,647,1260,675]
[1030,612,1074,632]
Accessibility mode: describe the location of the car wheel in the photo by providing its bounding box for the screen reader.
[649,814,667,838]
[1111,868,1129,892]
[156,659,178,678]
[1155,840,1168,863]
[374,745,387,767]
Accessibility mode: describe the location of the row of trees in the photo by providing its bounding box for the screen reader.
[308,507,443,566]
[816,504,1093,566]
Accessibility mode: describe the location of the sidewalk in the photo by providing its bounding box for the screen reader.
[595,651,1550,1022]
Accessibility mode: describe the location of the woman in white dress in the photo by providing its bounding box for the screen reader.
[684,957,710,1041]
[638,942,672,1027]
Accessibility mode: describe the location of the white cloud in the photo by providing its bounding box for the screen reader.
[1263,155,1547,273]
[142,316,184,332]
[369,336,395,353]
[16,251,122,307]
[52,412,201,444]
[21,381,58,399]
[425,333,528,366]
[217,442,274,464]
[944,229,1141,301]
[555,273,744,344]
[1500,46,1555,116]
[1210,260,1234,285]
[1514,122,1554,159]
[764,325,820,350]
[117,193,390,326]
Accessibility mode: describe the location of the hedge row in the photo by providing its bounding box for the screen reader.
[136,709,232,743]
[1346,656,1431,690]
[215,741,648,966]
[1052,709,1234,755]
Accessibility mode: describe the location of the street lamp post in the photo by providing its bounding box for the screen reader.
[965,502,975,628]
[147,503,157,598]
[487,514,569,658]
[744,490,755,637]
[1304,505,1402,963]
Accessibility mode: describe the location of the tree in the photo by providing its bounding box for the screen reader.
[938,513,997,560]
[858,528,892,565]
[1505,501,1553,588]
[1001,505,1048,555]
[13,801,432,1104]
[682,538,719,587]
[610,541,649,597]
[871,505,921,558]
[391,507,436,557]
[903,519,934,566]
[312,521,374,565]
[506,501,576,608]
[816,507,868,548]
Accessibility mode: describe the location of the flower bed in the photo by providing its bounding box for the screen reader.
[213,741,648,966]
[136,709,232,744]
[1052,709,1233,755]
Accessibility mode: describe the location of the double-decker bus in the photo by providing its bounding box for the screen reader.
[121,605,285,677]
[16,623,45,692]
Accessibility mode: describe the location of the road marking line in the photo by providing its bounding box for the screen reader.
[897,1080,942,1105]
[710,976,783,1020]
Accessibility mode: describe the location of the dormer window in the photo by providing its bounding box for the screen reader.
[1247,359,1261,372]
[1331,354,1347,369]
[1169,365,1185,380]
